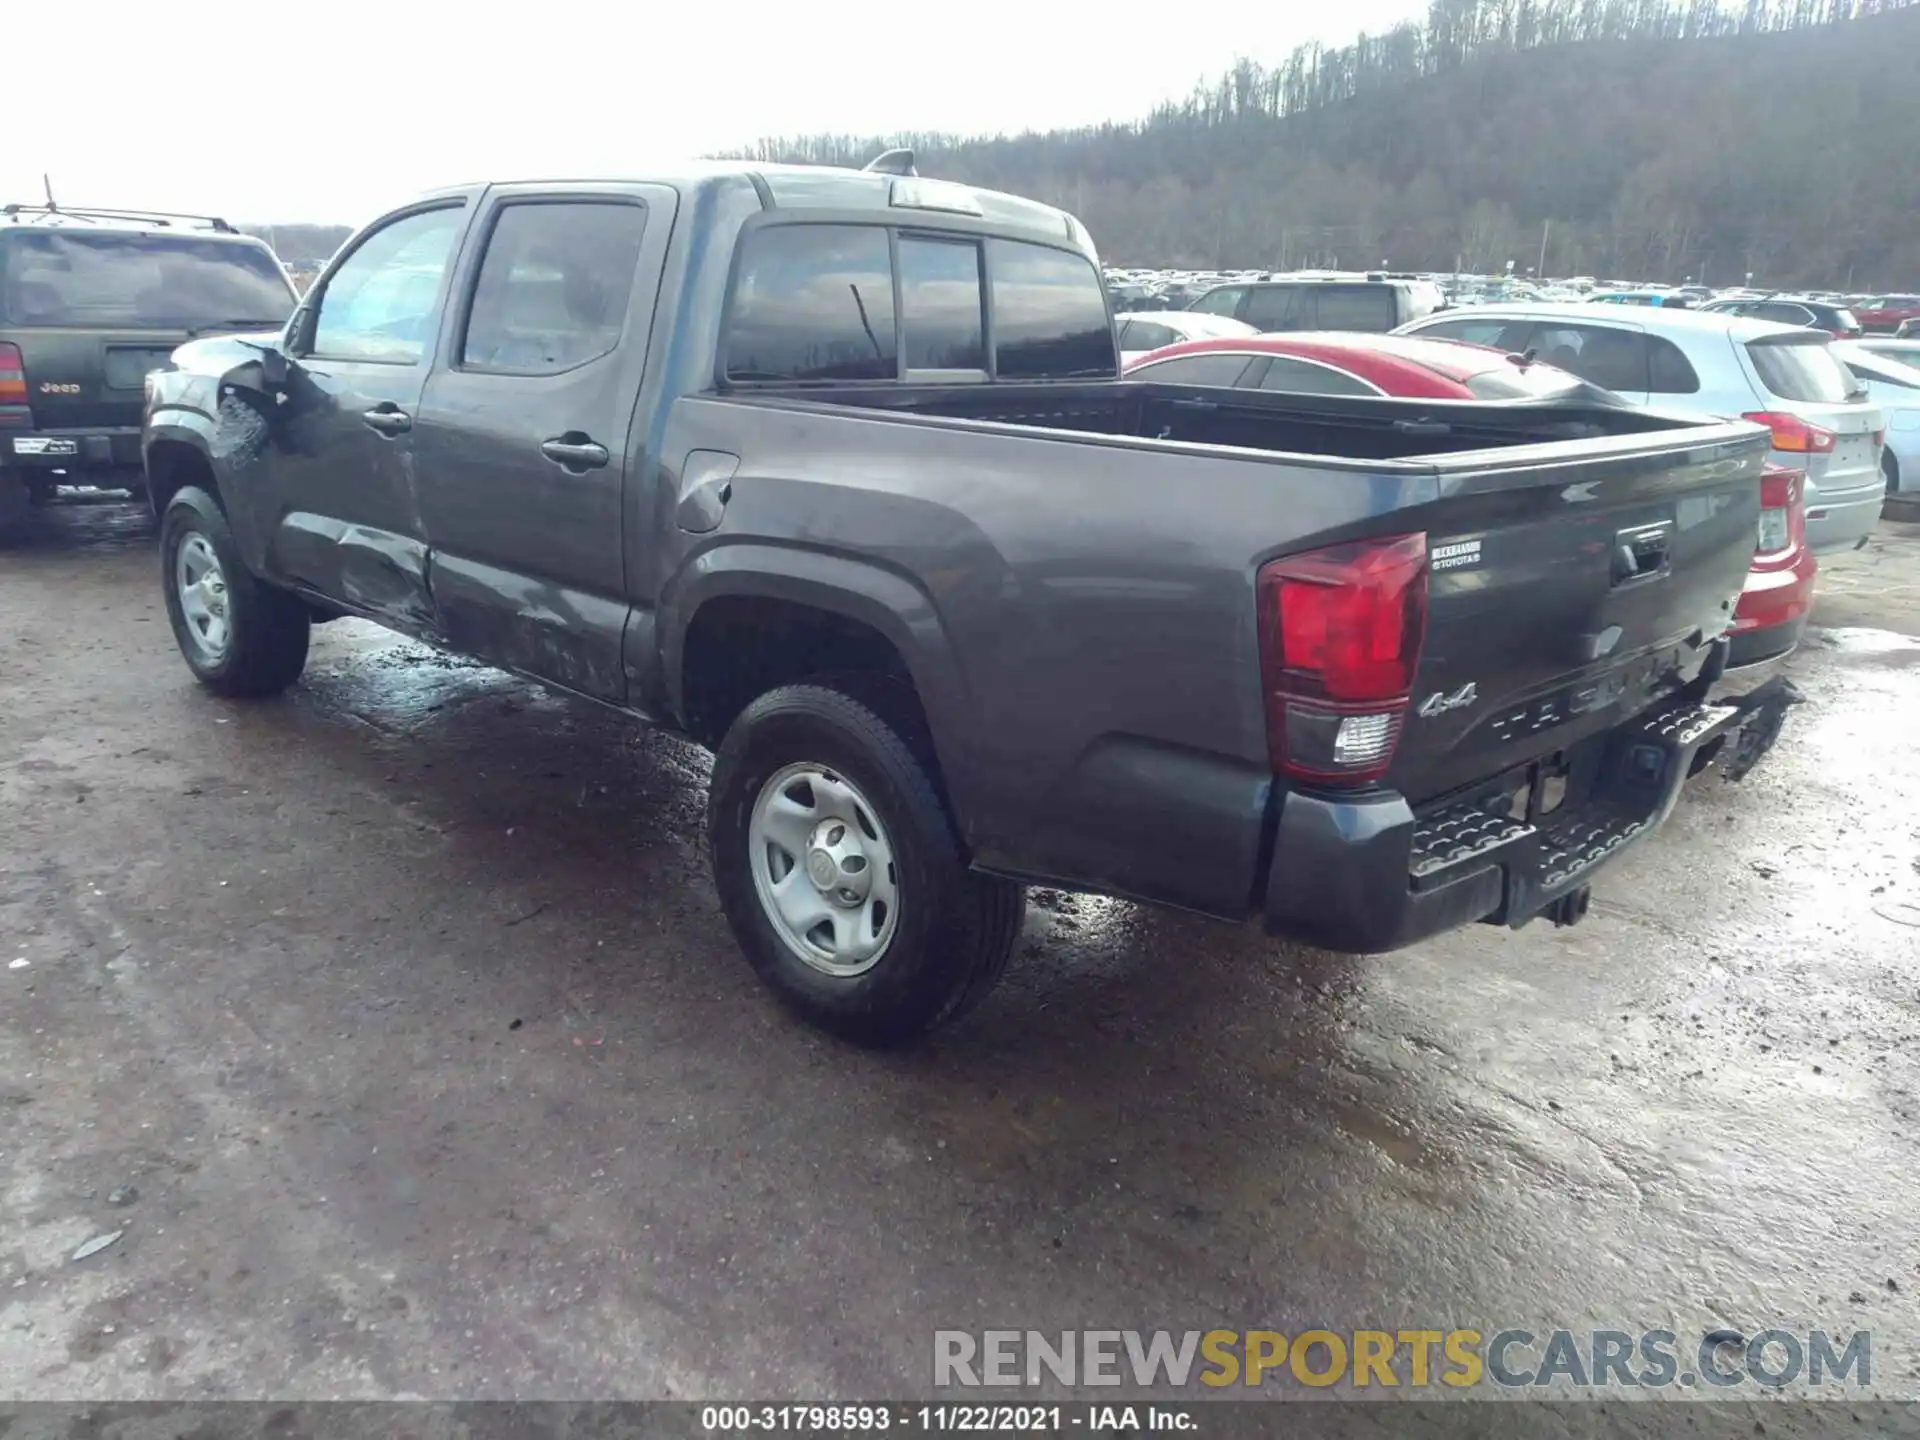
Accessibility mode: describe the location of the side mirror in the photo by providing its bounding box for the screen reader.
[258,345,290,389]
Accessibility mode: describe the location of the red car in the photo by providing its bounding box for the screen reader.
[1856,294,1920,335]
[1126,334,1815,670]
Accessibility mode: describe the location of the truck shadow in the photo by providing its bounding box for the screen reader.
[0,492,156,554]
[164,623,1467,1378]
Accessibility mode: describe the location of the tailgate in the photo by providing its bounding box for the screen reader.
[1391,428,1766,804]
[6,326,185,430]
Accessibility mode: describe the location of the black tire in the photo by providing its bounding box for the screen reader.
[25,476,55,507]
[1885,449,1902,495]
[708,681,1025,1046]
[160,486,310,697]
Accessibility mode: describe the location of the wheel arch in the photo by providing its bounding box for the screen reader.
[664,544,983,834]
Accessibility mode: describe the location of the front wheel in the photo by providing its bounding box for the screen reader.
[708,682,1024,1046]
[160,486,311,697]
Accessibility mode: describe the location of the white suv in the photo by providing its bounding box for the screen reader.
[1397,304,1886,555]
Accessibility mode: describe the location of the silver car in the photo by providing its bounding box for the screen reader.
[1834,341,1919,496]
[1397,303,1886,555]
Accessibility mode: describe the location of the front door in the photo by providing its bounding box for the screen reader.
[412,187,668,702]
[265,203,469,629]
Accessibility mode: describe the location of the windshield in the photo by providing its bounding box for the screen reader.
[0,230,296,329]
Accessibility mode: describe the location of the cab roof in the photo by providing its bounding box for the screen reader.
[426,162,1092,254]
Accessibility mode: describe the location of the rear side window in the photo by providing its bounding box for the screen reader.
[1257,356,1378,396]
[1313,285,1397,332]
[1130,354,1255,386]
[1748,340,1856,403]
[725,225,896,383]
[987,240,1115,379]
[1647,338,1700,395]
[0,231,295,329]
[1241,286,1299,330]
[1752,302,1813,327]
[898,236,984,372]
[461,201,646,374]
[1526,324,1650,394]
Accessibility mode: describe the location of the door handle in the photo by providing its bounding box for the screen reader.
[540,435,610,471]
[362,405,411,437]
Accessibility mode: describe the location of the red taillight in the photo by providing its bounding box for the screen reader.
[1742,411,1836,454]
[1872,428,1885,450]
[1754,461,1803,560]
[0,342,27,407]
[1257,533,1428,786]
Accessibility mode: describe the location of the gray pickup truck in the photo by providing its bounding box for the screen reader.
[143,161,1783,1044]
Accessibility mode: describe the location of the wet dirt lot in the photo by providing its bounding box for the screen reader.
[2,498,1918,1421]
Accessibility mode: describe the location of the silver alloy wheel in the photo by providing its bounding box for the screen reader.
[175,532,233,662]
[748,761,900,977]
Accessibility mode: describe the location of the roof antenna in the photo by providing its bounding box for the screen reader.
[42,174,57,212]
[862,148,917,177]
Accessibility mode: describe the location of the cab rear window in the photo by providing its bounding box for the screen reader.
[1747,340,1857,403]
[0,231,295,329]
[723,224,1115,383]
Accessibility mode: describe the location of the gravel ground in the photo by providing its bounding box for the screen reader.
[2,500,1917,1428]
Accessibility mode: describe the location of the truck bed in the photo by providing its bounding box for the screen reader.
[732,376,1692,463]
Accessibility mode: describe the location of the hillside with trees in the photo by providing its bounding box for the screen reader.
[733,0,1920,287]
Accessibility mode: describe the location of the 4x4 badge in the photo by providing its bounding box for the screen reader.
[1417,682,1478,719]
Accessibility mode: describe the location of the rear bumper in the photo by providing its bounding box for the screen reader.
[1261,669,1788,952]
[3,427,144,471]
[1803,485,1885,555]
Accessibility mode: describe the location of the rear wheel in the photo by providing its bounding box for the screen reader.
[708,682,1024,1046]
[160,486,310,697]
[1885,449,1902,494]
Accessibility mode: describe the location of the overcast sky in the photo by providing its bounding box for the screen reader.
[4,0,1423,226]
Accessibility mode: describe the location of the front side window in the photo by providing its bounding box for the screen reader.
[987,240,1116,379]
[462,201,647,375]
[898,235,984,371]
[725,225,896,383]
[310,207,464,364]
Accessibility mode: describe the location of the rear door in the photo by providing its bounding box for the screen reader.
[0,229,295,432]
[413,185,670,702]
